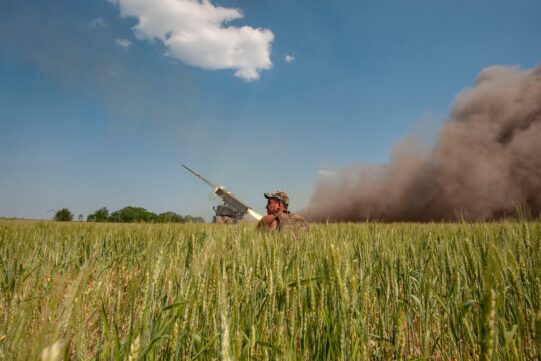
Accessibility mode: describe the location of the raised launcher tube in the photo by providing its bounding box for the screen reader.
[214,187,249,214]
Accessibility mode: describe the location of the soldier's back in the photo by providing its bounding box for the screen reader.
[276,211,308,233]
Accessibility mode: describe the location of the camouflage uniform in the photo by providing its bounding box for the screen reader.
[257,191,309,232]
[272,210,309,232]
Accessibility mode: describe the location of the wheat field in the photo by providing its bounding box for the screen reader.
[0,220,540,360]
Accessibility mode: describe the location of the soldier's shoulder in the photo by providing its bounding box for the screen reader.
[282,212,304,219]
[284,212,307,221]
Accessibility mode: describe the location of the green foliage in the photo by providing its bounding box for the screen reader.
[53,208,73,222]
[180,215,205,223]
[109,206,157,223]
[155,212,204,223]
[86,206,203,224]
[87,207,109,222]
[1,220,540,359]
[156,211,182,223]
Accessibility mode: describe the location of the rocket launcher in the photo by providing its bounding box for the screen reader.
[182,164,263,221]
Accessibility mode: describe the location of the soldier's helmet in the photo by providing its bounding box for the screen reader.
[264,191,289,208]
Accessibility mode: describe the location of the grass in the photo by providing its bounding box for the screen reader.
[0,220,540,360]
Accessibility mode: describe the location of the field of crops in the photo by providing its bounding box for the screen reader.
[0,220,540,360]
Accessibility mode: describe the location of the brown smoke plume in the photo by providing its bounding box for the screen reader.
[306,65,541,222]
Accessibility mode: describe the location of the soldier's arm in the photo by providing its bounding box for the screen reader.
[256,215,278,230]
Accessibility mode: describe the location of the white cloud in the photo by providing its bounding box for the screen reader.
[285,54,295,63]
[115,38,132,49]
[89,17,107,29]
[110,0,274,81]
[317,169,336,177]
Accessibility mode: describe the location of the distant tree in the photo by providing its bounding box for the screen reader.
[85,206,204,223]
[87,207,109,222]
[54,208,73,222]
[184,215,205,223]
[156,211,184,223]
[78,214,83,221]
[109,206,157,223]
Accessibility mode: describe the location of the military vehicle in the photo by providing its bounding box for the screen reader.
[213,204,244,224]
[182,164,262,224]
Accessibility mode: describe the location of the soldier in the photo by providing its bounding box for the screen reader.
[256,191,308,232]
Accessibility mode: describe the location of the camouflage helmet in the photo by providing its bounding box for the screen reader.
[264,191,289,207]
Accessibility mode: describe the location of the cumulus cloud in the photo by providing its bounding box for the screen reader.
[285,54,295,63]
[317,169,336,177]
[115,38,132,49]
[110,0,274,81]
[88,17,107,29]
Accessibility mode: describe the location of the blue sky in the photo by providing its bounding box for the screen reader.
[1,0,540,220]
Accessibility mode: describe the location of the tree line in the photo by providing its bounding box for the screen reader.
[53,207,204,223]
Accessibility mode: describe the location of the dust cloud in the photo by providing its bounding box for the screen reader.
[306,65,541,222]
